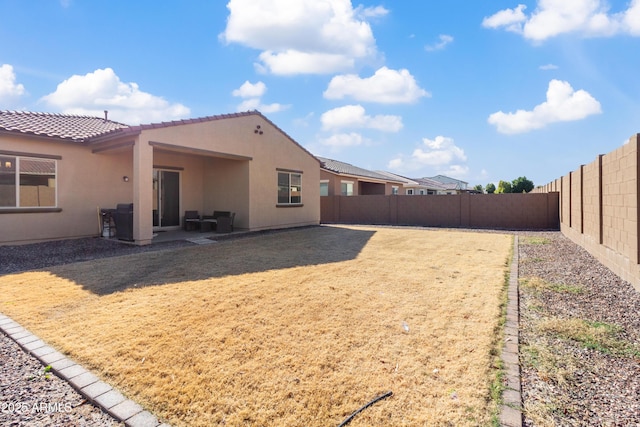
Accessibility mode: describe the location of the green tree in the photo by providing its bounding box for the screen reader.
[511,176,534,193]
[496,180,512,194]
[473,184,484,193]
[485,183,496,194]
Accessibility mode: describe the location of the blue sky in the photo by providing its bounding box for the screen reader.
[1,0,639,188]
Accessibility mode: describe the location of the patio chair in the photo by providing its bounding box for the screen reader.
[216,212,235,233]
[200,211,235,233]
[183,210,200,231]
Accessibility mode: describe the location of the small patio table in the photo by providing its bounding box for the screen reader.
[199,218,217,232]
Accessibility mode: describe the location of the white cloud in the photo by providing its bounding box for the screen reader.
[39,68,190,125]
[482,4,528,33]
[293,112,315,128]
[439,164,470,179]
[236,97,288,113]
[319,132,368,148]
[388,136,467,174]
[488,79,602,134]
[0,64,26,105]
[356,5,389,19]
[624,0,640,35]
[232,80,266,98]
[321,104,402,132]
[324,66,430,104]
[425,34,454,51]
[483,0,640,41]
[539,63,559,70]
[256,50,355,75]
[232,80,289,113]
[221,0,383,75]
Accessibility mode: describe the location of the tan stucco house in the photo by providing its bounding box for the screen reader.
[0,110,320,245]
[375,171,468,195]
[317,156,405,196]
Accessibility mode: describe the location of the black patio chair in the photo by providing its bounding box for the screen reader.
[183,210,200,231]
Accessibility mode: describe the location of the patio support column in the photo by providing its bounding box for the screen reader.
[132,136,153,245]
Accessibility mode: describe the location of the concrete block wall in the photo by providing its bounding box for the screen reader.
[320,192,559,231]
[582,157,602,241]
[534,134,640,291]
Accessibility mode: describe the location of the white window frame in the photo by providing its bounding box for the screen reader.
[0,153,58,209]
[320,180,329,197]
[341,180,354,196]
[406,188,414,195]
[277,170,302,206]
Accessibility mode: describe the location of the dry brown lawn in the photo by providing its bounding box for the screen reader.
[0,225,512,426]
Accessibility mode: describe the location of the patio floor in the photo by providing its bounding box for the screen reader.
[151,228,249,244]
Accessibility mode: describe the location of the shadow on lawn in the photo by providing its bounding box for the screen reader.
[46,226,376,296]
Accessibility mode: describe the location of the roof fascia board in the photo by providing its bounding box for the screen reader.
[149,141,253,161]
[91,141,135,154]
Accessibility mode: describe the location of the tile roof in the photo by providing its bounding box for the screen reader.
[0,110,321,165]
[413,177,452,190]
[425,175,468,190]
[374,170,419,185]
[317,156,404,182]
[0,111,128,143]
[89,111,271,142]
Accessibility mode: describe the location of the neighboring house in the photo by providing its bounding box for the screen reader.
[412,177,459,195]
[317,157,405,196]
[427,175,468,192]
[376,171,452,195]
[0,110,320,245]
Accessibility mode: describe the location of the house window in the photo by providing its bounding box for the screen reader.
[419,189,426,195]
[320,181,329,196]
[341,181,354,196]
[406,189,414,195]
[278,171,302,205]
[0,155,56,208]
[392,186,399,195]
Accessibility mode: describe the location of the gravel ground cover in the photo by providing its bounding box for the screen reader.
[1,231,639,426]
[0,237,192,276]
[0,332,122,426]
[518,231,640,426]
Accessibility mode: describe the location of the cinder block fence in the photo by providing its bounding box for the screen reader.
[321,192,559,231]
[533,134,640,291]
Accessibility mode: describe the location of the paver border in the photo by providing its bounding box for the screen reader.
[500,235,523,427]
[0,312,170,427]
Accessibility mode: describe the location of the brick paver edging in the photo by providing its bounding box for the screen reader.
[500,235,523,427]
[0,313,170,427]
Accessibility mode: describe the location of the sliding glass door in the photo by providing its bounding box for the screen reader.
[153,169,180,228]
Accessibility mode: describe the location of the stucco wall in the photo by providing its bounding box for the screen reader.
[203,157,250,229]
[320,170,399,197]
[0,134,133,244]
[1,113,320,245]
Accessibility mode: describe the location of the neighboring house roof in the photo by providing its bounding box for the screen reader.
[0,110,128,143]
[428,174,468,190]
[374,170,419,186]
[412,177,452,191]
[317,157,404,183]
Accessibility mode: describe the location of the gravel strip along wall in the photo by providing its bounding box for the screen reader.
[518,231,640,426]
